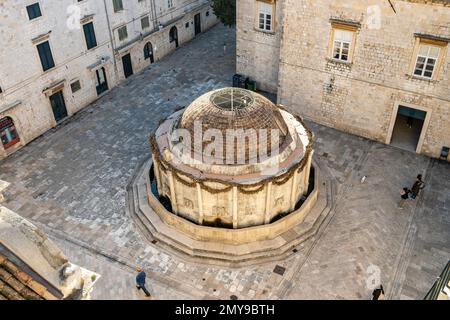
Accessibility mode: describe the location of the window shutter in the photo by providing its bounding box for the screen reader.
[26,3,42,20]
[83,22,97,49]
[37,41,55,72]
[113,0,123,12]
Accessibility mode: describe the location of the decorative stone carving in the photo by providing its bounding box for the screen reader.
[275,196,284,207]
[212,206,228,217]
[183,197,193,209]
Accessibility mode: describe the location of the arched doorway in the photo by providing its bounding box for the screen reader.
[0,116,20,150]
[169,26,179,48]
[143,42,154,63]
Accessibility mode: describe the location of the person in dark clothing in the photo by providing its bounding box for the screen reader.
[410,174,425,199]
[398,187,410,209]
[372,285,385,300]
[135,267,151,297]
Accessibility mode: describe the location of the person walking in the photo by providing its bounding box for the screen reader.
[135,267,151,297]
[398,187,410,209]
[372,285,385,300]
[410,174,425,200]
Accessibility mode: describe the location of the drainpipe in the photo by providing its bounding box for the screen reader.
[102,0,119,80]
[150,0,158,30]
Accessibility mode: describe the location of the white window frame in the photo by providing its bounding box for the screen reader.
[257,2,273,32]
[167,0,174,9]
[331,29,353,62]
[413,44,440,79]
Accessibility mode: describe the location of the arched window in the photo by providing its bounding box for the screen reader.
[169,26,178,48]
[0,117,20,150]
[144,42,154,63]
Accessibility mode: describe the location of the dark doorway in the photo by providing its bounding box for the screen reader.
[390,106,426,152]
[95,67,108,95]
[49,91,68,123]
[194,13,201,36]
[169,26,179,48]
[122,53,134,78]
[144,42,154,63]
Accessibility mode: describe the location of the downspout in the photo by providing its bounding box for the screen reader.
[153,0,159,27]
[150,0,158,30]
[102,0,119,79]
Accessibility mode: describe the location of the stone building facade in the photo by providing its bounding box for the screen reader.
[237,0,450,161]
[0,0,218,159]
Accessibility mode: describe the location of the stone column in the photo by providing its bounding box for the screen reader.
[197,183,204,225]
[232,186,238,229]
[264,182,272,224]
[152,155,162,196]
[289,170,298,211]
[168,171,178,214]
[303,150,313,195]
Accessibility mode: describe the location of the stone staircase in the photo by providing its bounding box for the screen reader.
[126,159,333,267]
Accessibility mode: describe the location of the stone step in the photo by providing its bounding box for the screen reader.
[125,159,333,267]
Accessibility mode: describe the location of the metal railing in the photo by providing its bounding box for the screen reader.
[424,260,450,300]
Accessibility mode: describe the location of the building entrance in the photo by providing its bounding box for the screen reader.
[390,105,426,152]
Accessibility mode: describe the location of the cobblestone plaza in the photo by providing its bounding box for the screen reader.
[0,24,449,300]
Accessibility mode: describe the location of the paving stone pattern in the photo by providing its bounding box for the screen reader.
[0,24,448,300]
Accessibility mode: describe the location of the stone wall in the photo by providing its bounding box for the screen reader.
[236,0,283,93]
[0,0,218,159]
[237,0,450,160]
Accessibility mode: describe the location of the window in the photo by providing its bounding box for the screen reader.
[413,44,441,79]
[141,16,150,30]
[118,26,128,41]
[0,117,20,150]
[206,11,209,17]
[185,22,189,28]
[83,22,97,50]
[26,3,42,20]
[332,29,354,62]
[168,0,174,9]
[112,0,123,12]
[258,2,273,32]
[70,80,81,93]
[36,41,55,72]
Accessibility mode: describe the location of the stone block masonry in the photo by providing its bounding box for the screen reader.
[237,0,450,161]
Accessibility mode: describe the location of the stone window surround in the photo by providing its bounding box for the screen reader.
[408,34,449,82]
[141,15,150,30]
[80,14,94,25]
[70,79,82,94]
[327,19,360,64]
[255,0,276,34]
[117,24,128,41]
[385,101,433,155]
[32,33,57,74]
[25,1,44,22]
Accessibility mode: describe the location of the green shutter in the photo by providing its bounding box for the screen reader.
[83,22,97,49]
[37,41,55,72]
[113,0,123,12]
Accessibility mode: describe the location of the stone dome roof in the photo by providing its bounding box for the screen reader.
[176,88,290,163]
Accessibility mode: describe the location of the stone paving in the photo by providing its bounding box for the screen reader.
[0,24,449,300]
